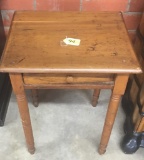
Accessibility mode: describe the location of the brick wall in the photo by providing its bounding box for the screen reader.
[0,0,144,43]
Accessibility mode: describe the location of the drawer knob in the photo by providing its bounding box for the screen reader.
[66,76,74,83]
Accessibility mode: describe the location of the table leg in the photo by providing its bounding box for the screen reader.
[98,75,129,154]
[98,94,121,154]
[9,73,35,154]
[31,89,39,107]
[92,89,100,107]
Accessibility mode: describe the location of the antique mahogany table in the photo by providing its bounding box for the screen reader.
[0,11,142,154]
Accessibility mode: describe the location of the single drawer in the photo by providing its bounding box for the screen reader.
[23,73,114,85]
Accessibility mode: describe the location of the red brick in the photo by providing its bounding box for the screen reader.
[36,0,80,11]
[82,0,128,11]
[129,0,144,12]
[1,10,14,27]
[0,0,34,10]
[128,30,136,43]
[123,13,142,30]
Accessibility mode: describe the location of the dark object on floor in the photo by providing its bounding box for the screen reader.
[121,93,144,154]
[0,11,12,126]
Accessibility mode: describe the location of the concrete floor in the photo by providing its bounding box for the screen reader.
[0,89,143,160]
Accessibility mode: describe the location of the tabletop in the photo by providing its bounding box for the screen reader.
[0,11,142,74]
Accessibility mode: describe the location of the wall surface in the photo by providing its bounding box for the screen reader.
[0,0,144,43]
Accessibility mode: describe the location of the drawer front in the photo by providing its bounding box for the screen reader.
[23,73,114,85]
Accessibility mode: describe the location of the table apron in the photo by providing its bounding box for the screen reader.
[24,83,114,90]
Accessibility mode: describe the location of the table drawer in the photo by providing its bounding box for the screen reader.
[23,73,114,85]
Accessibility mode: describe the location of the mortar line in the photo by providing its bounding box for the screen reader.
[80,0,83,11]
[123,12,142,15]
[33,0,37,10]
[128,29,136,32]
[126,0,131,12]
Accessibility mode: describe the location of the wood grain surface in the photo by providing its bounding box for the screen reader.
[0,11,141,74]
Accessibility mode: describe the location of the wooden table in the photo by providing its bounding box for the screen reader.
[0,11,142,155]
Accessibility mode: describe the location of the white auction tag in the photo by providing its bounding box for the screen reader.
[63,37,81,46]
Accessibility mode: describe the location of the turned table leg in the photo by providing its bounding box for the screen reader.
[31,89,39,107]
[98,75,129,154]
[92,89,100,107]
[98,94,121,154]
[9,73,35,154]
